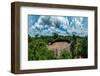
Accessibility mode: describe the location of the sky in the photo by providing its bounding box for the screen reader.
[28,15,88,37]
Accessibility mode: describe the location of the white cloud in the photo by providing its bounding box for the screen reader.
[29,16,88,37]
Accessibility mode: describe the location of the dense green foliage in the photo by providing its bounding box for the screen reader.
[28,34,88,60]
[59,50,72,59]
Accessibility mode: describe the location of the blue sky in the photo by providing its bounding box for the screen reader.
[28,15,88,37]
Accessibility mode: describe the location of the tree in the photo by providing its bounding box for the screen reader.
[28,38,55,60]
[74,38,83,58]
[28,34,32,42]
[71,35,77,58]
[81,37,88,58]
[53,33,58,39]
[35,34,39,38]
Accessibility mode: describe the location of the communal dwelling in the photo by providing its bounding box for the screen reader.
[48,40,72,58]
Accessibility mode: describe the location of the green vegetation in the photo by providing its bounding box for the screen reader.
[59,50,72,59]
[28,34,88,60]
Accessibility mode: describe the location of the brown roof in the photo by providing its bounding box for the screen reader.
[48,40,71,45]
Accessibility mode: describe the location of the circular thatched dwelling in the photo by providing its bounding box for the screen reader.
[48,40,72,58]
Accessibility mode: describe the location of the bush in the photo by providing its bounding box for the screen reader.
[59,50,72,59]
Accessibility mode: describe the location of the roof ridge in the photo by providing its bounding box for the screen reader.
[48,39,71,45]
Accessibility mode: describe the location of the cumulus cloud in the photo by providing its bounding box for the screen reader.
[28,15,88,37]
